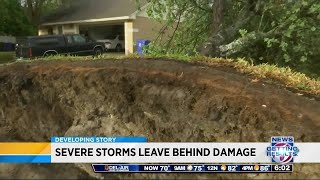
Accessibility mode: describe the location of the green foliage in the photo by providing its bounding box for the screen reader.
[239,29,248,37]
[0,0,35,36]
[261,1,319,64]
[141,0,320,77]
[144,0,211,55]
[143,43,167,56]
[40,0,73,17]
[239,0,320,77]
[0,0,70,35]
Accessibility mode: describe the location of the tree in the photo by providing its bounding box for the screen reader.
[20,0,71,25]
[0,0,34,36]
[0,0,71,36]
[141,0,320,76]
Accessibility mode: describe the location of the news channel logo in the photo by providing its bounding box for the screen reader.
[105,165,110,171]
[266,136,299,164]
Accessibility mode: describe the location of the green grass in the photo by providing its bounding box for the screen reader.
[2,53,320,96]
[234,59,320,95]
[0,52,15,64]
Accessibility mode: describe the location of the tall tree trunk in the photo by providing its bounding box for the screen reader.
[211,0,224,34]
[199,0,256,57]
[199,0,225,56]
[26,0,45,25]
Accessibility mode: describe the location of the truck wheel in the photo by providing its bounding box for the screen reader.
[116,44,122,52]
[94,47,103,56]
[43,51,57,57]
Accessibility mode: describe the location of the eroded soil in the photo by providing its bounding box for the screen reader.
[0,59,319,179]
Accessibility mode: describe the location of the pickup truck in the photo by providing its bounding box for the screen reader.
[15,34,105,59]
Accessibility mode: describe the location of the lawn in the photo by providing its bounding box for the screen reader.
[0,52,15,64]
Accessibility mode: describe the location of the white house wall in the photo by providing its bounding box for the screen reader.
[38,28,48,36]
[124,21,134,55]
[132,16,175,46]
[62,24,79,34]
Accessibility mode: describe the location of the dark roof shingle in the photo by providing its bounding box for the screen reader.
[41,0,146,25]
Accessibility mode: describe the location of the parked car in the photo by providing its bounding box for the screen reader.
[15,34,105,59]
[97,34,124,52]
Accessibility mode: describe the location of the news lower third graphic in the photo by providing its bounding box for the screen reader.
[0,135,319,174]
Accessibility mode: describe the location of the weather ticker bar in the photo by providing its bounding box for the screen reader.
[92,164,293,173]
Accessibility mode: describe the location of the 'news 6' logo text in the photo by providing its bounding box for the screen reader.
[266,136,299,164]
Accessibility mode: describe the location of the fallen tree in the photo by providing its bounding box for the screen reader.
[141,0,320,76]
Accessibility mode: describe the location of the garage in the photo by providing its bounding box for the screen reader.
[38,0,172,55]
[79,24,125,53]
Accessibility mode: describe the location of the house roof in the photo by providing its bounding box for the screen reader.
[41,0,147,26]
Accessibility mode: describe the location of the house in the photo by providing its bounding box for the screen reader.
[39,0,170,55]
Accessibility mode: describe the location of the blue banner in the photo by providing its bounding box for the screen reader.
[51,136,147,143]
[92,164,293,173]
[0,155,51,163]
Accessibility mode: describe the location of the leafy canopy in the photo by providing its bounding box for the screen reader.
[141,0,320,76]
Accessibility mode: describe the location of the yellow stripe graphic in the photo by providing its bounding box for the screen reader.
[0,143,51,154]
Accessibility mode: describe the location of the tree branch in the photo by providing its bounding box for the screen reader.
[219,30,277,56]
[190,0,212,12]
[165,12,182,51]
[199,9,254,56]
[155,24,169,42]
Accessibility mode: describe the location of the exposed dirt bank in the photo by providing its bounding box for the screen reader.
[0,59,319,179]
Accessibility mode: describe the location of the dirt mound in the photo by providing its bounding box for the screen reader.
[0,59,319,179]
